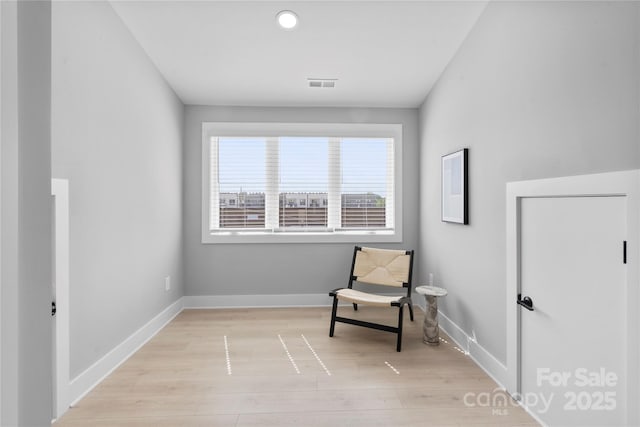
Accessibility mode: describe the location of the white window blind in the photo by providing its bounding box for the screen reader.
[279,137,329,229]
[213,137,267,230]
[210,136,393,232]
[202,123,402,243]
[340,138,393,230]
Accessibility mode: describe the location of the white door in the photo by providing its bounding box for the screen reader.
[519,196,627,426]
[51,179,70,420]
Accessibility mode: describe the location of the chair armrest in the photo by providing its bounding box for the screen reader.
[391,296,412,307]
[329,288,346,297]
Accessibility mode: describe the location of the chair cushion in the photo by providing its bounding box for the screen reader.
[335,288,403,307]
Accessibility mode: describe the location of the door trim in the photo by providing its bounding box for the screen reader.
[51,178,69,419]
[506,170,640,425]
[0,3,4,421]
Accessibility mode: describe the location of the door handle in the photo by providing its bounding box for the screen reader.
[52,301,57,317]
[517,294,534,311]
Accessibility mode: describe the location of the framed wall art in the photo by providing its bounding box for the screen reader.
[441,148,468,224]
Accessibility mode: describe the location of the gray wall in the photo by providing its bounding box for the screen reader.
[418,1,640,364]
[1,2,21,423]
[2,1,54,425]
[18,2,54,423]
[51,1,184,378]
[184,106,419,297]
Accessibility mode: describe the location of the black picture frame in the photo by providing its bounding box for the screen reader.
[441,148,468,224]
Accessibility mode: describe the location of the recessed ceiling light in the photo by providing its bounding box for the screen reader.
[277,10,298,30]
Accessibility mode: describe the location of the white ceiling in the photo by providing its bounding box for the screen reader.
[110,1,487,108]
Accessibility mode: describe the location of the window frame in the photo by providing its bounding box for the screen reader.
[201,122,403,244]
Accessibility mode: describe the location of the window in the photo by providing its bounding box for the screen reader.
[278,136,328,229]
[202,123,403,243]
[341,138,392,229]
[216,138,266,229]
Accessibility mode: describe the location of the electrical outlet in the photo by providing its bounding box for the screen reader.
[165,276,171,291]
[429,273,434,286]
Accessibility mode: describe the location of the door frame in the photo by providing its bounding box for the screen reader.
[51,178,70,420]
[506,169,640,425]
[0,2,4,421]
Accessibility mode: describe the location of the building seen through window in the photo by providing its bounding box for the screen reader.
[218,191,386,229]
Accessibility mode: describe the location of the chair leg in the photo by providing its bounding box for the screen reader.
[352,303,358,311]
[329,297,339,337]
[408,302,414,322]
[396,305,404,352]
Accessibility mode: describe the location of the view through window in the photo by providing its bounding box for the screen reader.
[202,123,402,243]
[212,136,392,231]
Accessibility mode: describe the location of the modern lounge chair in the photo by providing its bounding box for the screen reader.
[329,246,415,352]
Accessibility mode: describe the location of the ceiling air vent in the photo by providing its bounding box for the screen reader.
[308,78,337,88]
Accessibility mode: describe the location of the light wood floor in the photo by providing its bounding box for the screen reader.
[55,306,537,426]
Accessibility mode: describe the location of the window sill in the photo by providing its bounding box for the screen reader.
[201,229,402,244]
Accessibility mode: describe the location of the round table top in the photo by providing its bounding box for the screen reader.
[415,285,448,297]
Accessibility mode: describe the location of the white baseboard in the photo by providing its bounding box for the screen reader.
[183,292,417,309]
[183,293,333,308]
[69,298,183,406]
[437,310,508,388]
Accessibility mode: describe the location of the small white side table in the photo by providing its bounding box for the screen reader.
[415,285,448,345]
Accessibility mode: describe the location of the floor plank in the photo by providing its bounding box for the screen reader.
[55,307,538,426]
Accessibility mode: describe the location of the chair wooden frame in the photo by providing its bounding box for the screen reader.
[329,246,415,352]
